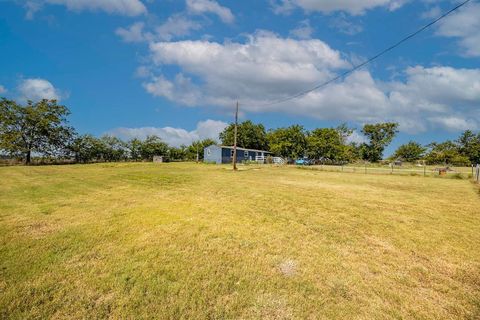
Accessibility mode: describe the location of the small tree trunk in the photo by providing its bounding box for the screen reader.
[25,150,31,165]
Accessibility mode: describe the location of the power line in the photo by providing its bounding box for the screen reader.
[257,0,472,107]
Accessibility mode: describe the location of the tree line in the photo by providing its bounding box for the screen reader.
[1,98,479,166]
[0,98,214,164]
[220,120,479,166]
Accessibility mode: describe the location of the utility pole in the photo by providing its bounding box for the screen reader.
[233,101,239,171]
[196,142,199,163]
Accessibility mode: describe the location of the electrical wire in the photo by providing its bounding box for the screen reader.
[254,0,472,107]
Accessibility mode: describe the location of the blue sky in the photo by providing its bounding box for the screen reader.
[1,0,479,154]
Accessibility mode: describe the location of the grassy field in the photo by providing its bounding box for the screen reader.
[1,163,479,319]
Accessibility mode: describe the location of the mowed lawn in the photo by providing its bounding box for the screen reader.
[1,163,479,319]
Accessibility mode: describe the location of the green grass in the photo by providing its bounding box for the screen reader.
[1,163,479,319]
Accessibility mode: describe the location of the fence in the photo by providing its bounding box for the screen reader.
[298,164,476,180]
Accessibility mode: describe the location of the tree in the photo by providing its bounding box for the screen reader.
[185,139,217,161]
[336,123,354,144]
[424,141,470,166]
[456,130,480,165]
[140,135,168,161]
[127,138,143,162]
[168,146,187,161]
[306,128,348,161]
[392,141,426,162]
[361,122,399,162]
[219,120,268,150]
[0,98,74,164]
[267,125,307,160]
[100,135,127,162]
[70,134,104,163]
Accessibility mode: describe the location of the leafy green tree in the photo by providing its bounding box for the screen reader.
[127,138,143,162]
[424,141,470,166]
[267,125,307,160]
[0,98,74,164]
[168,146,187,161]
[100,135,127,162]
[361,122,399,162]
[344,143,362,162]
[336,123,354,144]
[456,130,480,165]
[307,128,348,161]
[219,120,268,150]
[70,134,104,163]
[140,135,168,161]
[392,141,426,162]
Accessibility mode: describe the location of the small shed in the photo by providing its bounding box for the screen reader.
[204,145,271,164]
[153,156,164,163]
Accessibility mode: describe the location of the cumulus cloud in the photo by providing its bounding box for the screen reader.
[270,0,407,15]
[141,33,479,133]
[289,20,314,39]
[17,78,62,102]
[155,14,203,41]
[143,74,202,106]
[24,0,147,18]
[108,119,228,147]
[428,116,477,132]
[434,1,480,57]
[147,32,348,104]
[116,22,150,43]
[116,15,202,43]
[186,0,234,23]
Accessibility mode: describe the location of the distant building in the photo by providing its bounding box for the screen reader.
[153,156,164,163]
[204,145,271,164]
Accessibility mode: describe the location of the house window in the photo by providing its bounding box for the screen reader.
[244,150,249,158]
[206,149,211,156]
[230,149,234,158]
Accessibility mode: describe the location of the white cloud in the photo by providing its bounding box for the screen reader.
[186,0,234,23]
[289,20,314,39]
[17,78,62,102]
[143,74,202,106]
[109,119,228,147]
[24,0,147,18]
[155,14,202,41]
[329,13,363,35]
[147,32,348,105]
[116,22,150,43]
[116,15,202,43]
[428,116,477,132]
[24,1,43,19]
[135,66,151,78]
[434,2,480,57]
[346,130,368,144]
[0,85,7,95]
[270,0,408,15]
[141,33,480,133]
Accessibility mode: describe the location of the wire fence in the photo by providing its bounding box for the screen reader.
[298,164,479,181]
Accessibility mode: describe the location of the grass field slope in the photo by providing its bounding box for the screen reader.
[1,163,479,319]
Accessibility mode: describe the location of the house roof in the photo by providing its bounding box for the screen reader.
[208,145,271,153]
